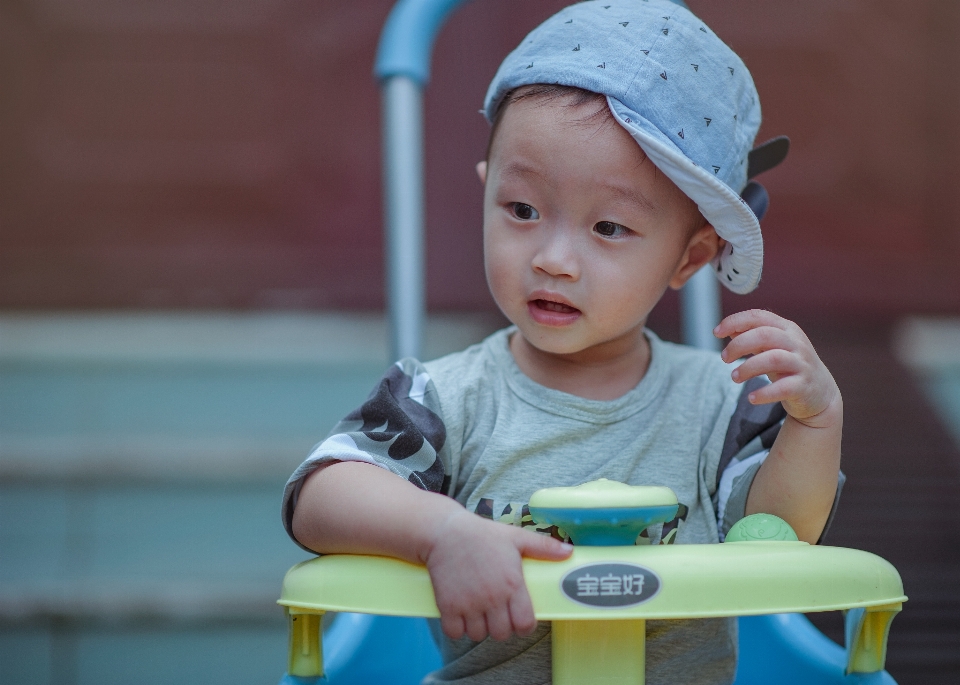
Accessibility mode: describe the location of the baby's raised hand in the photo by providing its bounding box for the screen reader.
[424,509,572,642]
[714,309,841,429]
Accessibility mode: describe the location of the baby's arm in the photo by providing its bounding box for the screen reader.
[291,460,572,641]
[714,310,842,543]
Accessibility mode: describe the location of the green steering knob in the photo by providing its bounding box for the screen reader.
[725,513,799,542]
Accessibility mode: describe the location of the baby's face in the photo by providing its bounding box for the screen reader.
[481,95,713,359]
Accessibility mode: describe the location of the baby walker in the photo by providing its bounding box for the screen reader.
[276,0,906,682]
[278,480,904,684]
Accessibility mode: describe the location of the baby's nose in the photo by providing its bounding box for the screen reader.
[531,231,580,279]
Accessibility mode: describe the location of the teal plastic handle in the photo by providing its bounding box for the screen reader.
[374,0,472,85]
[529,505,679,546]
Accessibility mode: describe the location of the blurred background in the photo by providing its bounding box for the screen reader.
[1,0,959,683]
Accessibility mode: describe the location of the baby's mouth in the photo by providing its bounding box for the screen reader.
[532,299,580,314]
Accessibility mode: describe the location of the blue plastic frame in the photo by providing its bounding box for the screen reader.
[295,613,896,684]
[374,0,472,85]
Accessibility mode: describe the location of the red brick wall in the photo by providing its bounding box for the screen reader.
[2,0,959,316]
[701,1,960,317]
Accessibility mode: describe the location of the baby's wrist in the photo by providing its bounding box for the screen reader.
[788,390,843,430]
[419,504,472,565]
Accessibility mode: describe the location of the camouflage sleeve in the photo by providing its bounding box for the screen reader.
[281,358,451,550]
[713,376,844,543]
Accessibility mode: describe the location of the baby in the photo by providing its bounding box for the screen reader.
[283,2,843,683]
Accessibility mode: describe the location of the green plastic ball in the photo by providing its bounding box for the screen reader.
[725,513,799,542]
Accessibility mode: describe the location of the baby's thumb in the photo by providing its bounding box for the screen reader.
[515,530,573,561]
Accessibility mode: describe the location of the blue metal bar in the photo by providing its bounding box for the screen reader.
[375,0,472,85]
[382,76,426,361]
[376,0,472,361]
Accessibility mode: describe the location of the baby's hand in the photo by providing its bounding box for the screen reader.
[714,309,841,429]
[424,509,572,642]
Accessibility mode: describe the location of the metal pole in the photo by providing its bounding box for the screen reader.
[680,266,722,351]
[382,75,426,362]
[375,0,471,363]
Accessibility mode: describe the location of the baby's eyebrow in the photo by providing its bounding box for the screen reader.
[604,183,657,213]
[499,161,657,213]
[499,161,555,189]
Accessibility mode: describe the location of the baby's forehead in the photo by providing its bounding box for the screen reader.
[489,97,699,219]
[485,84,609,161]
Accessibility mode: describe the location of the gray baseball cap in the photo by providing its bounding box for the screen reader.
[484,0,783,294]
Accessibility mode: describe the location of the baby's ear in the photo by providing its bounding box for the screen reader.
[476,161,487,185]
[669,224,722,290]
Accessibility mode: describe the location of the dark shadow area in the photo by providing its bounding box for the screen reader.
[796,319,960,685]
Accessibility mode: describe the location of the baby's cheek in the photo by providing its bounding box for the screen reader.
[484,259,515,320]
[607,286,655,329]
[485,241,519,295]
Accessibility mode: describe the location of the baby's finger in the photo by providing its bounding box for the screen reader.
[440,612,466,641]
[514,529,573,561]
[743,375,804,405]
[721,326,796,363]
[714,309,789,339]
[464,612,489,643]
[731,349,800,385]
[508,588,538,636]
[485,605,514,642]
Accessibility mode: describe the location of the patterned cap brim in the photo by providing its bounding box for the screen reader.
[607,96,763,294]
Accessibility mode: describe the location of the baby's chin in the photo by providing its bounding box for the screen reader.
[508,323,574,351]
[514,323,650,362]
[515,327,606,358]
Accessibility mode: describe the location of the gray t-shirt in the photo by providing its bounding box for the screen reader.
[283,328,794,685]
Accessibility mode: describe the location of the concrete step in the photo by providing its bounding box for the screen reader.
[1,623,291,685]
[0,312,502,483]
[0,312,501,685]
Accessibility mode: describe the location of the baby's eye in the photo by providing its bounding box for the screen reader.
[594,221,631,238]
[511,203,540,221]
